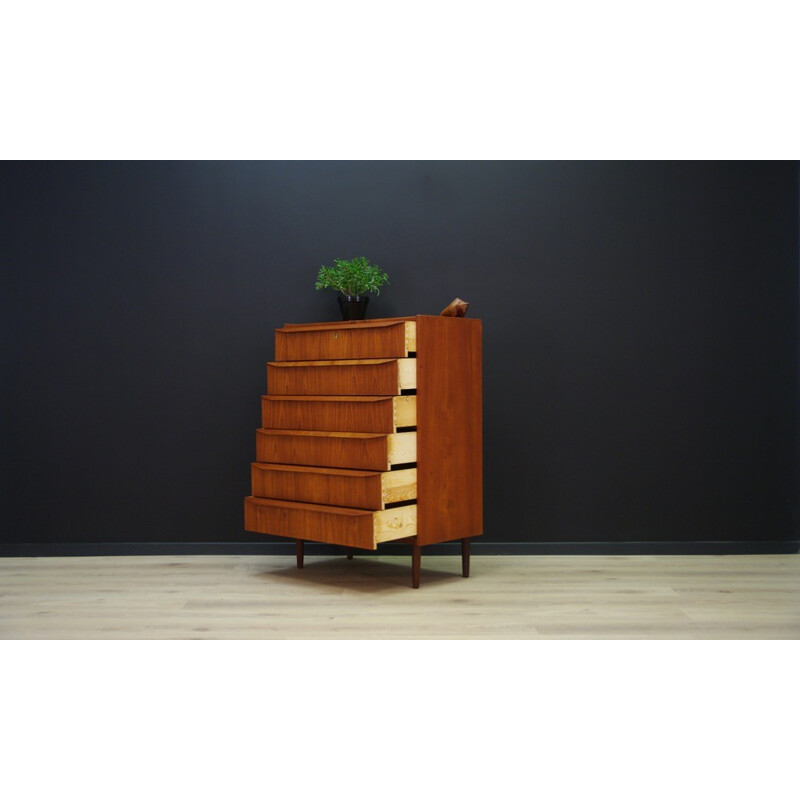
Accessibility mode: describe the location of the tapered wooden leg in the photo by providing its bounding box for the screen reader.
[461,538,470,578]
[346,548,354,560]
[296,539,304,569]
[412,544,421,589]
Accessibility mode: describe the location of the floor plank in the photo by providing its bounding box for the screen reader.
[1,554,798,639]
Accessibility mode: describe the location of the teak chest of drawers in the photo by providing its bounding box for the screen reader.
[244,315,482,588]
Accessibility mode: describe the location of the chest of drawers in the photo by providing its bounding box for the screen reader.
[244,314,482,587]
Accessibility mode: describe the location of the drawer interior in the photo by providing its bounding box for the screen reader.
[373,504,417,543]
[380,468,417,506]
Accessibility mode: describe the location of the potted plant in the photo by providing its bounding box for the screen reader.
[315,257,389,320]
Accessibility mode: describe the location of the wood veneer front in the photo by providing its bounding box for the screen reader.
[244,496,416,549]
[267,359,416,396]
[275,319,416,361]
[245,496,377,548]
[255,428,416,471]
[251,463,417,509]
[261,395,416,433]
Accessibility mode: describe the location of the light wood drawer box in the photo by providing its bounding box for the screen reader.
[251,463,417,510]
[267,358,416,396]
[244,496,417,549]
[261,395,416,433]
[255,428,417,471]
[275,319,416,361]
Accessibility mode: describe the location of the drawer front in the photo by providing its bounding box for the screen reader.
[275,320,416,361]
[267,359,416,396]
[251,463,417,510]
[244,496,417,549]
[261,395,416,433]
[252,463,383,510]
[256,428,416,471]
[245,496,375,548]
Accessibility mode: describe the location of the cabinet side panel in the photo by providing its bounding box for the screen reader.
[417,316,483,545]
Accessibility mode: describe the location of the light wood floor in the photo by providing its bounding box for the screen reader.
[1,553,798,639]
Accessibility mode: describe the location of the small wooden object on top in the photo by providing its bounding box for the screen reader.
[440,297,469,317]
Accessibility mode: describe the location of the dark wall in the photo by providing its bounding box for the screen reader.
[2,161,798,550]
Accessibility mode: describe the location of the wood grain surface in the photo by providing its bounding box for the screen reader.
[373,505,418,542]
[3,554,797,639]
[276,320,415,360]
[251,462,385,509]
[261,395,416,433]
[380,468,418,505]
[245,496,379,548]
[255,428,416,471]
[267,359,416,396]
[245,315,479,560]
[416,315,482,545]
[251,463,417,509]
[244,496,416,549]
[280,317,415,329]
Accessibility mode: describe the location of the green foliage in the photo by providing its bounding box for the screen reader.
[315,257,389,297]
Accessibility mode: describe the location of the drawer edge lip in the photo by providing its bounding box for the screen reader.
[245,495,375,517]
[268,358,399,367]
[262,394,394,403]
[257,427,388,440]
[250,462,383,479]
[278,318,415,332]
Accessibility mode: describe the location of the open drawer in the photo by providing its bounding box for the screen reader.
[244,496,417,549]
[267,358,416,396]
[255,428,416,471]
[261,394,416,433]
[251,463,417,510]
[275,319,416,361]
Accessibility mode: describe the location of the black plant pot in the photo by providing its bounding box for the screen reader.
[338,295,369,321]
